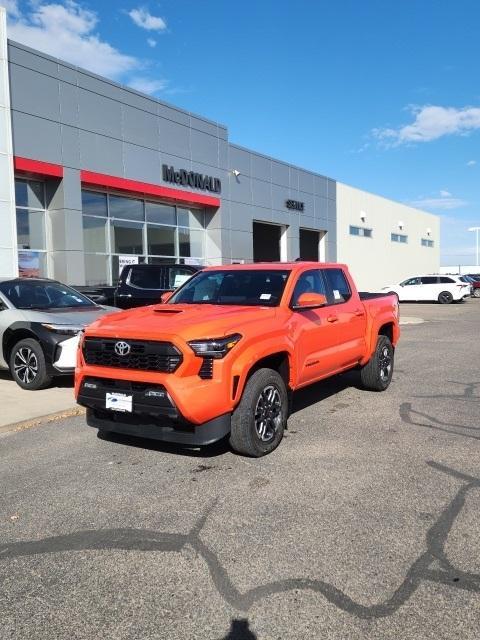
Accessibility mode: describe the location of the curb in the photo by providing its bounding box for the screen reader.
[0,406,86,435]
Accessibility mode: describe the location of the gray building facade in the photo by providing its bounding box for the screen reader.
[1,25,336,287]
[0,8,439,290]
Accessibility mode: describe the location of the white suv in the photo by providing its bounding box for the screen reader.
[382,275,471,304]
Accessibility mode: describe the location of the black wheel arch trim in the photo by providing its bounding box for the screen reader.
[3,322,70,375]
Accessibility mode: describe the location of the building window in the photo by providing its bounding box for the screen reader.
[109,195,144,222]
[83,216,107,253]
[81,191,107,217]
[147,225,176,256]
[111,220,144,254]
[14,178,48,278]
[391,233,408,243]
[81,190,206,285]
[421,238,434,248]
[349,225,372,238]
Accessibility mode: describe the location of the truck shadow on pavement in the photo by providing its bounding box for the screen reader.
[1,461,479,620]
[97,430,232,458]
[291,369,361,414]
[98,369,364,457]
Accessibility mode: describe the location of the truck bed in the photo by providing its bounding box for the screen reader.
[358,291,395,301]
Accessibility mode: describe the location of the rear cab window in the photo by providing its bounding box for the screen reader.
[322,268,352,305]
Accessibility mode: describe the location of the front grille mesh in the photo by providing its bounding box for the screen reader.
[83,338,182,373]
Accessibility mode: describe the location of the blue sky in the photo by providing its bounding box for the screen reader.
[4,0,480,265]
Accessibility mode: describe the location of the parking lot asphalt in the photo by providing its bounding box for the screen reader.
[1,300,479,640]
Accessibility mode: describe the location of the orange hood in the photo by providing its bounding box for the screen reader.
[84,303,278,343]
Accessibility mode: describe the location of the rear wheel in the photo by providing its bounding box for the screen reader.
[9,338,52,390]
[230,368,288,457]
[360,335,394,391]
[473,288,480,298]
[438,291,453,304]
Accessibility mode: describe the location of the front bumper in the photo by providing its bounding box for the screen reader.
[52,335,80,372]
[77,376,231,445]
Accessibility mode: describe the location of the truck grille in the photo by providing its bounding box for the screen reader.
[83,338,182,373]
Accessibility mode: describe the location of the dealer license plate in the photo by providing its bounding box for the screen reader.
[106,392,132,413]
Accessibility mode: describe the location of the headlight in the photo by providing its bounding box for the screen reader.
[41,323,84,336]
[188,333,242,359]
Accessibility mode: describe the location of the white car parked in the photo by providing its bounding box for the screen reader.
[381,275,471,304]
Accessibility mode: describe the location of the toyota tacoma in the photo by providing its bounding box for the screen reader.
[75,262,400,457]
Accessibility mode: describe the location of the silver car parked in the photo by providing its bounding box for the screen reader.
[0,278,118,390]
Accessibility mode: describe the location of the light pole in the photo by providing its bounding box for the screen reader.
[468,227,480,266]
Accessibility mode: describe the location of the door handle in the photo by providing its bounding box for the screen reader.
[327,315,339,323]
[354,309,365,317]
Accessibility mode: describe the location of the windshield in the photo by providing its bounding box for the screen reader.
[0,280,96,310]
[169,269,291,306]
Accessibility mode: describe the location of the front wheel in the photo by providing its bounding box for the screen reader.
[473,289,480,298]
[438,291,453,304]
[360,335,394,392]
[230,368,288,457]
[9,338,52,390]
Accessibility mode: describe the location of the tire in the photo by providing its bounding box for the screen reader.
[474,289,480,298]
[9,338,52,390]
[438,291,453,304]
[230,368,288,457]
[360,335,394,392]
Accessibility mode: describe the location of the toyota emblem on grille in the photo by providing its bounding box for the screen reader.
[114,341,131,356]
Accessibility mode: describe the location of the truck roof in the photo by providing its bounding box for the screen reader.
[202,261,348,271]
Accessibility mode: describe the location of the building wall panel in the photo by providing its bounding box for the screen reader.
[336,182,440,290]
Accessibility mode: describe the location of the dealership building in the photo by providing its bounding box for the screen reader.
[0,12,440,292]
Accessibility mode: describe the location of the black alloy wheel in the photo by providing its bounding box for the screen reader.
[438,291,453,304]
[230,368,288,457]
[360,335,394,392]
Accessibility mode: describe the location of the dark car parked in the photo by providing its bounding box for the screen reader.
[74,285,116,306]
[464,274,480,298]
[114,263,200,309]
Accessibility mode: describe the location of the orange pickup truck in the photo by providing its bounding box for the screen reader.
[75,262,400,456]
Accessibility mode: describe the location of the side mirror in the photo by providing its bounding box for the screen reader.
[160,290,174,304]
[293,292,327,310]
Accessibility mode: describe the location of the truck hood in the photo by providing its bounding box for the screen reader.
[85,303,278,342]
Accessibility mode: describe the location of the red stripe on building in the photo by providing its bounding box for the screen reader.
[80,170,221,208]
[14,157,64,178]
